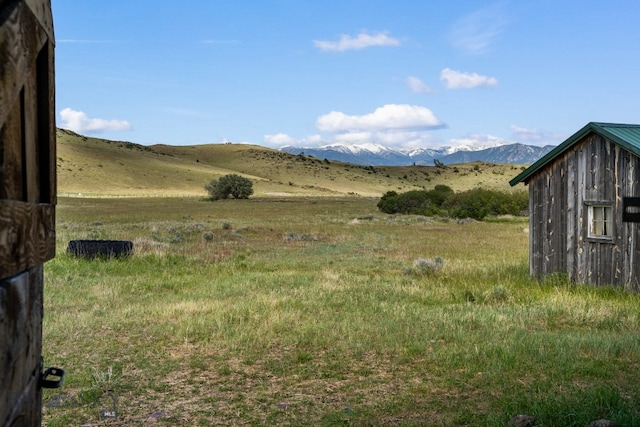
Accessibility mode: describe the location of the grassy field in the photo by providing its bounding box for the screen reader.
[56,128,526,198]
[41,196,640,426]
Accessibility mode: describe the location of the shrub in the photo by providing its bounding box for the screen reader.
[483,285,509,303]
[377,185,453,216]
[284,232,318,242]
[378,187,527,221]
[415,256,445,273]
[443,189,492,220]
[405,256,445,275]
[428,184,454,206]
[443,188,528,220]
[205,174,254,200]
[377,191,401,214]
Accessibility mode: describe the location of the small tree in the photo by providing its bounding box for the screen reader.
[205,174,253,200]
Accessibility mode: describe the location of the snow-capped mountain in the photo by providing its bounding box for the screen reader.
[438,143,554,165]
[280,143,421,166]
[280,143,554,166]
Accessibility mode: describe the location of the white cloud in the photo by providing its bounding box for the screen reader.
[309,104,446,149]
[264,133,296,146]
[313,31,400,52]
[267,130,441,150]
[264,133,324,148]
[263,105,447,150]
[316,104,444,133]
[440,68,497,89]
[510,125,567,146]
[448,4,508,55]
[59,108,131,133]
[262,105,445,150]
[406,76,434,94]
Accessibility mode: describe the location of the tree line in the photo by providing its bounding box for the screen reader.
[204,175,528,221]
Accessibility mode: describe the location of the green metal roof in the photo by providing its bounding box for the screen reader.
[509,122,640,186]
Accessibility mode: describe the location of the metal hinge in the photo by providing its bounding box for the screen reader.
[39,361,65,389]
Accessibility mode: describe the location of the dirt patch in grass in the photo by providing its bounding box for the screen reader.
[61,345,461,426]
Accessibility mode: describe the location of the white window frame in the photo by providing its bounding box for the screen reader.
[587,203,613,239]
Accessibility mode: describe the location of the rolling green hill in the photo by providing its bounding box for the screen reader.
[56,129,526,197]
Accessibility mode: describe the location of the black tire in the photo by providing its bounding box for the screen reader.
[66,240,133,259]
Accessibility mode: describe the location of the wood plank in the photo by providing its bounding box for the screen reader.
[543,170,552,274]
[0,200,54,280]
[23,44,39,203]
[0,266,43,427]
[566,146,577,279]
[556,156,567,272]
[528,180,538,276]
[576,140,587,281]
[529,175,543,276]
[0,92,25,200]
[24,0,53,42]
[0,0,49,127]
[612,144,622,286]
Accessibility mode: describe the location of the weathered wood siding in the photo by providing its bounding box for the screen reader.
[0,267,44,426]
[527,133,640,289]
[0,0,55,425]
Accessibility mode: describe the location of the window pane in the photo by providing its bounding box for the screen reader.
[593,219,603,235]
[593,207,603,222]
[590,205,612,237]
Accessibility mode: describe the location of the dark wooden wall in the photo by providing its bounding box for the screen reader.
[526,133,640,289]
[0,0,56,425]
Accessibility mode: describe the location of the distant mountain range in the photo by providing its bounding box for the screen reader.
[280,142,555,166]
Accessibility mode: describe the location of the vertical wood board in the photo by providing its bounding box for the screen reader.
[0,267,43,426]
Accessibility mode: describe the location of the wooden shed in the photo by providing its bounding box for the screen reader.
[1,0,57,425]
[510,122,640,290]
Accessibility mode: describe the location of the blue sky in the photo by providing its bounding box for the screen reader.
[53,1,640,150]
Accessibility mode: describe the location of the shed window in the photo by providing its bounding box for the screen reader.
[589,205,613,237]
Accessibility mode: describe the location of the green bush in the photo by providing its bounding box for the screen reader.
[377,186,528,220]
[377,185,453,216]
[443,188,528,220]
[205,174,254,200]
[428,184,455,206]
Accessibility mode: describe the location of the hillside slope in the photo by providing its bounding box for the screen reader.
[56,129,525,197]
